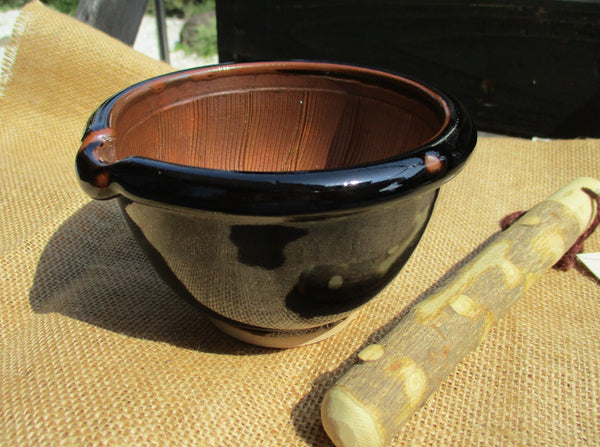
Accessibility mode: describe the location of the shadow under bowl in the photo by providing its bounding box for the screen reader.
[76,61,477,348]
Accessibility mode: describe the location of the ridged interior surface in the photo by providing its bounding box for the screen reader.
[110,69,448,172]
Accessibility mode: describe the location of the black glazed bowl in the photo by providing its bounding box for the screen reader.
[76,61,477,348]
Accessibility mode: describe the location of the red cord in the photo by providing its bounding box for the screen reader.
[500,188,600,271]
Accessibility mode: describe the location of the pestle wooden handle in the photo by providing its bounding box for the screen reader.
[321,177,600,447]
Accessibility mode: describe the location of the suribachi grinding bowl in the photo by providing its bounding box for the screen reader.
[76,61,477,348]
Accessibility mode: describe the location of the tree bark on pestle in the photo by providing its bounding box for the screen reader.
[321,177,600,447]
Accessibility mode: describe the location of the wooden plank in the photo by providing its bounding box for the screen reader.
[216,0,600,138]
[76,0,149,46]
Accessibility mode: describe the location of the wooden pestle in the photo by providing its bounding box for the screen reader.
[321,177,600,447]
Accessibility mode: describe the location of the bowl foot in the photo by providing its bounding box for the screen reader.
[209,315,355,349]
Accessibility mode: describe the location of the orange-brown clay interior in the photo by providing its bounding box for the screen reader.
[108,67,449,172]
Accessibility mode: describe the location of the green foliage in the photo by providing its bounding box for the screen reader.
[40,0,79,15]
[0,0,28,10]
[0,0,78,14]
[0,0,217,57]
[174,0,217,57]
[148,0,215,18]
[0,0,215,17]
[176,13,217,57]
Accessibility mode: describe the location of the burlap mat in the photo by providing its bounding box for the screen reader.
[1,2,599,445]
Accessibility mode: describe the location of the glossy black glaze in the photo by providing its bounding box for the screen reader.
[118,188,437,331]
[75,61,477,338]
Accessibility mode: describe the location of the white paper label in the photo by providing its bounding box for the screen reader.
[577,253,600,281]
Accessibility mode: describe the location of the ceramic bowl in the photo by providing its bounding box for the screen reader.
[76,61,476,348]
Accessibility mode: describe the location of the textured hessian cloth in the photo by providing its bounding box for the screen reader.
[1,2,599,445]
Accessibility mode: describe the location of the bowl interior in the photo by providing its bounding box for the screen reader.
[108,65,449,172]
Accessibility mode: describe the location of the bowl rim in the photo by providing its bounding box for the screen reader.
[76,61,477,216]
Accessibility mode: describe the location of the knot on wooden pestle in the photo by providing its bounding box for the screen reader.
[500,188,600,271]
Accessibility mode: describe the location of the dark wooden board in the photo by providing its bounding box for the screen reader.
[75,0,149,46]
[216,0,600,138]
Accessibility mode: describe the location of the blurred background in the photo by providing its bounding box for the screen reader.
[2,0,599,138]
[0,0,218,67]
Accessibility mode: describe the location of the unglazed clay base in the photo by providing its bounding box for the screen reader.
[209,314,356,349]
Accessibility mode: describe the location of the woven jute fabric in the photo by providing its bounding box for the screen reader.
[1,2,599,445]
